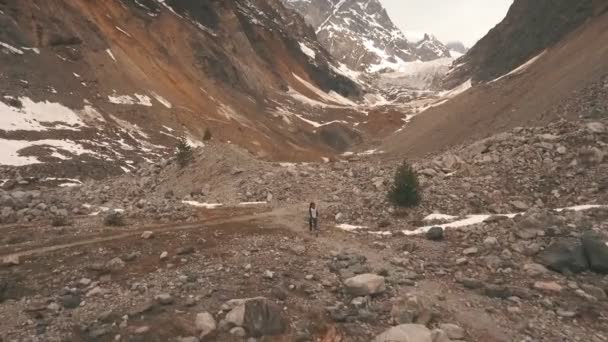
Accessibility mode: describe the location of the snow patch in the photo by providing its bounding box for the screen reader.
[408,204,608,235]
[151,92,172,108]
[490,51,546,83]
[299,42,316,59]
[106,49,117,62]
[0,41,24,55]
[182,201,223,209]
[238,201,267,206]
[0,138,98,166]
[108,93,152,106]
[0,97,87,131]
[336,223,368,232]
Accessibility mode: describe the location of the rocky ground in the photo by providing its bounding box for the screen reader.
[0,118,607,341]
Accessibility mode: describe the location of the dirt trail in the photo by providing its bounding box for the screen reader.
[0,204,303,259]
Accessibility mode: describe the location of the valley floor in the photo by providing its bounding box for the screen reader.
[1,119,607,342]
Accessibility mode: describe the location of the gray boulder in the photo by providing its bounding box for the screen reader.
[224,298,286,337]
[581,231,608,274]
[372,324,432,342]
[344,274,386,296]
[537,240,588,274]
[425,227,444,241]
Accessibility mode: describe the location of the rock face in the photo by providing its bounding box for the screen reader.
[283,0,451,71]
[372,324,432,342]
[444,0,603,88]
[344,274,386,296]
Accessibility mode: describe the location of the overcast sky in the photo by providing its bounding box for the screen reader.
[380,0,513,47]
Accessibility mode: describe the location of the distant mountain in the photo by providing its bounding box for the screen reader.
[446,41,469,55]
[416,34,452,61]
[283,0,451,72]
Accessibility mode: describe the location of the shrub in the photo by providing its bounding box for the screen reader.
[388,161,421,208]
[175,138,193,168]
[103,210,126,227]
[203,128,212,141]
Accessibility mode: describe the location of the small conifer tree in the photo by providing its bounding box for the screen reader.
[176,138,193,168]
[388,161,421,207]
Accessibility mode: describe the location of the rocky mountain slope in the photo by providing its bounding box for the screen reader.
[0,0,381,178]
[386,0,608,158]
[283,0,451,72]
[444,0,607,88]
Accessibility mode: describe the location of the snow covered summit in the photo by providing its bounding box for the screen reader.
[283,0,452,72]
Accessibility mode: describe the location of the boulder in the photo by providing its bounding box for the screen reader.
[438,323,465,340]
[581,231,608,274]
[372,324,432,342]
[344,274,386,296]
[425,227,444,241]
[537,240,588,274]
[224,298,286,337]
[195,312,216,338]
[390,295,431,325]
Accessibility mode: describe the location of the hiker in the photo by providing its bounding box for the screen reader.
[309,202,318,233]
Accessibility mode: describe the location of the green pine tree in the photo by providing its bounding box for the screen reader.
[388,161,422,207]
[176,138,193,168]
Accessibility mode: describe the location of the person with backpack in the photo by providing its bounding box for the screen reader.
[309,202,319,234]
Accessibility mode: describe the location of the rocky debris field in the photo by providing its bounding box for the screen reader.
[0,118,607,341]
[1,118,605,232]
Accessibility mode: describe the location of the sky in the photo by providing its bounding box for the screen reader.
[380,0,513,47]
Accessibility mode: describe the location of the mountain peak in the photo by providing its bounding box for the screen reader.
[283,0,451,72]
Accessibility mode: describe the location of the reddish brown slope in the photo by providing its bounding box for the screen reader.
[383,10,608,158]
[0,0,365,175]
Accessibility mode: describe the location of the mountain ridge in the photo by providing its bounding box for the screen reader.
[283,0,452,72]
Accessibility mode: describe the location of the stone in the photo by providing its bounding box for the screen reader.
[134,326,150,334]
[195,312,216,338]
[463,247,478,256]
[177,337,199,342]
[230,327,246,337]
[455,257,468,265]
[141,231,154,239]
[264,270,275,279]
[533,281,563,293]
[61,295,81,309]
[160,251,169,260]
[372,324,432,342]
[106,257,126,271]
[438,324,464,340]
[581,231,608,274]
[1,255,19,267]
[155,293,174,305]
[483,237,498,247]
[511,201,529,211]
[425,227,444,241]
[537,240,588,274]
[580,284,606,300]
[390,295,431,325]
[79,278,92,287]
[225,298,286,337]
[586,122,605,133]
[523,263,549,277]
[176,246,195,255]
[431,329,451,342]
[290,245,306,255]
[344,274,386,296]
